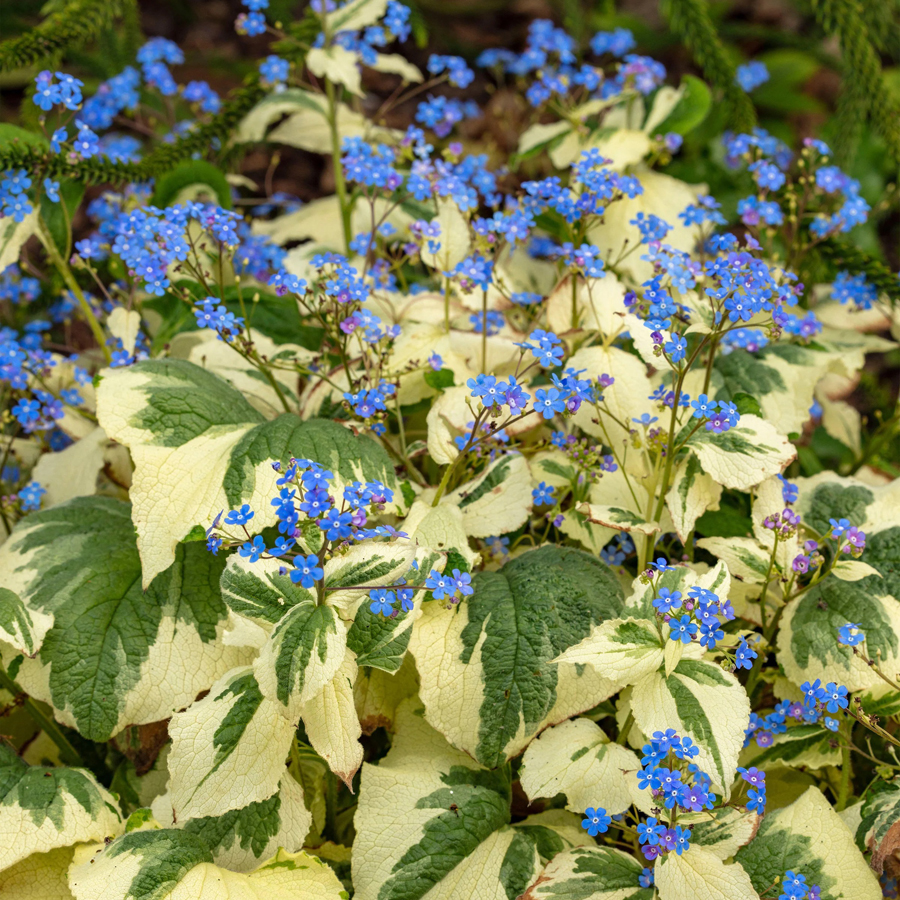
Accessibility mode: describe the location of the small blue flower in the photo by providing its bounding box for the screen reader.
[837,622,865,647]
[532,481,555,506]
[653,588,682,614]
[290,554,324,589]
[225,504,254,526]
[43,178,60,202]
[669,615,697,644]
[425,569,452,601]
[581,806,611,836]
[369,588,396,617]
[672,825,691,855]
[239,534,266,563]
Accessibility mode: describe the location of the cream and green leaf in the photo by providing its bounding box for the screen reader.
[779,541,900,693]
[735,787,881,900]
[166,666,297,821]
[666,454,722,542]
[631,658,749,795]
[409,545,625,768]
[352,701,586,900]
[520,845,653,900]
[519,717,641,815]
[855,779,900,873]
[0,496,252,742]
[96,359,396,584]
[0,743,123,874]
[553,617,665,688]
[68,833,347,900]
[655,848,757,900]
[685,414,795,491]
[151,772,311,873]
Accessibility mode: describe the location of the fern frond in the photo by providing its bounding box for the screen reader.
[0,75,265,186]
[0,0,126,73]
[810,0,900,165]
[659,0,756,133]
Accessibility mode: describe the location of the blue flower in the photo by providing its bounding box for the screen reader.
[664,334,687,363]
[290,554,324,589]
[239,535,266,563]
[532,481,556,506]
[425,569,452,601]
[746,787,766,812]
[581,806,611,836]
[319,508,354,541]
[369,588,396,617]
[736,61,769,92]
[637,817,664,844]
[837,623,865,647]
[823,682,848,713]
[225,504,254,526]
[452,569,473,596]
[43,179,60,203]
[534,387,565,419]
[653,588,682,614]
[18,480,45,511]
[733,638,757,670]
[672,825,691,855]
[669,615,697,644]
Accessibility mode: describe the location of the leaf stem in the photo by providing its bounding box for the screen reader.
[0,666,82,766]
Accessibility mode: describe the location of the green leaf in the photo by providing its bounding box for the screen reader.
[653,75,712,135]
[736,788,881,900]
[151,160,233,210]
[731,392,763,418]
[0,124,49,150]
[0,496,252,742]
[0,742,124,873]
[96,359,396,584]
[352,701,587,900]
[409,545,625,768]
[423,368,454,391]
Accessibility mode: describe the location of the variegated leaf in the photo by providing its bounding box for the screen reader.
[520,845,652,900]
[150,772,311,873]
[736,787,881,900]
[631,658,749,794]
[520,717,640,815]
[353,701,585,900]
[686,414,795,491]
[96,359,396,584]
[0,496,252,741]
[68,835,346,900]
[166,667,296,820]
[0,743,123,874]
[409,545,625,768]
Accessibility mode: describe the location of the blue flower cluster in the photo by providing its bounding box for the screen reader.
[745,679,848,750]
[206,458,401,573]
[649,580,735,652]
